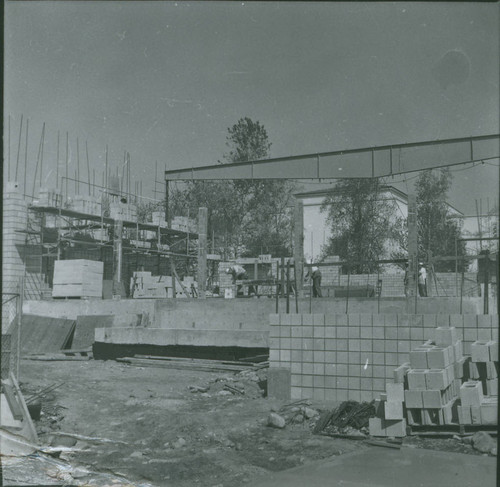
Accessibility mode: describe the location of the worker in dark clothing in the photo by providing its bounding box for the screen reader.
[306,266,322,297]
[311,266,322,297]
[225,265,255,296]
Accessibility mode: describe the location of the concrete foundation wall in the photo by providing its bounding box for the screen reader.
[23,299,156,321]
[269,313,499,403]
[95,327,269,348]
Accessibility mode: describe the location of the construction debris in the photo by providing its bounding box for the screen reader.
[471,431,497,455]
[267,412,286,429]
[314,401,375,435]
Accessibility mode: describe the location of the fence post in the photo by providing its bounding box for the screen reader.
[16,276,24,379]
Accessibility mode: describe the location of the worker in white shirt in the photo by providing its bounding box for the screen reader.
[418,263,427,297]
[225,265,255,296]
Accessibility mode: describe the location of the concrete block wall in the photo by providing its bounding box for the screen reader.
[269,313,499,402]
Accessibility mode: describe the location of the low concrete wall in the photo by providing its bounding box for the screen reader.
[23,299,156,321]
[95,327,269,348]
[269,313,499,403]
[154,297,490,332]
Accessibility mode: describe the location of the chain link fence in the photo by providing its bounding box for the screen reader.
[2,285,21,380]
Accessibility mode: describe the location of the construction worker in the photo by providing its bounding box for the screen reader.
[225,265,255,296]
[306,265,322,297]
[418,263,427,297]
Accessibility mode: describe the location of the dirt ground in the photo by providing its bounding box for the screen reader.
[12,358,486,487]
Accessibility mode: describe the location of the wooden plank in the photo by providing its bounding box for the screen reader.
[20,315,76,355]
[117,357,250,373]
[134,354,255,367]
[10,372,38,443]
[2,382,24,420]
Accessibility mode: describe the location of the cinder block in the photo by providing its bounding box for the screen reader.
[470,406,482,425]
[478,329,492,342]
[426,369,448,390]
[468,361,480,379]
[267,368,291,401]
[393,363,411,384]
[486,378,498,396]
[457,405,472,425]
[404,389,423,408]
[407,369,428,390]
[460,381,484,407]
[384,418,407,437]
[486,362,498,379]
[406,409,422,426]
[445,365,455,385]
[386,382,405,402]
[480,399,497,425]
[269,314,280,325]
[410,349,429,369]
[487,341,498,362]
[422,409,444,426]
[434,327,458,347]
[369,417,386,437]
[427,347,450,369]
[384,401,404,420]
[453,340,463,362]
[422,390,443,409]
[471,341,490,363]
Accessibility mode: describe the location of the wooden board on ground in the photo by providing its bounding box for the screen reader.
[18,315,76,355]
[117,357,261,373]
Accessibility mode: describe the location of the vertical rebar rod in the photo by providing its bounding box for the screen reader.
[15,114,23,181]
[56,131,60,190]
[105,144,108,191]
[76,137,80,195]
[24,118,29,196]
[8,115,11,181]
[39,122,45,188]
[65,132,69,201]
[86,140,91,196]
[286,260,290,314]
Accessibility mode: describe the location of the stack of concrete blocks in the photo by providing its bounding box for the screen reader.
[319,256,341,286]
[369,382,407,437]
[110,202,137,221]
[70,195,101,216]
[402,327,463,426]
[32,187,62,208]
[152,211,168,228]
[171,216,197,233]
[457,340,498,426]
[52,259,104,298]
[131,272,194,299]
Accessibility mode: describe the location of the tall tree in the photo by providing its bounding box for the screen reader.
[170,117,295,258]
[320,179,399,273]
[414,169,466,271]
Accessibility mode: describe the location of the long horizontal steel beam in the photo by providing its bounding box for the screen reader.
[164,134,499,180]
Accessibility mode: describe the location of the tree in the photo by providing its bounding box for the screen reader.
[414,169,467,271]
[320,179,399,273]
[170,117,295,258]
[390,169,467,272]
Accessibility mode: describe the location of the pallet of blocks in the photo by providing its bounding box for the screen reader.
[52,260,103,298]
[370,326,477,436]
[457,340,498,425]
[131,272,195,298]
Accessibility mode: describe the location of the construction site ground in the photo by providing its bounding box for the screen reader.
[9,358,494,487]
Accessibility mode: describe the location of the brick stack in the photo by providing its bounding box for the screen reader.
[457,339,498,425]
[369,382,407,437]
[52,259,104,298]
[131,272,194,298]
[370,326,498,436]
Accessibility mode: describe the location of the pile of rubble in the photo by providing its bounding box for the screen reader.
[188,368,268,399]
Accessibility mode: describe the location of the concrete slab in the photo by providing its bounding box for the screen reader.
[18,315,75,355]
[249,446,497,487]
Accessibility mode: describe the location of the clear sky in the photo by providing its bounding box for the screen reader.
[4,1,499,213]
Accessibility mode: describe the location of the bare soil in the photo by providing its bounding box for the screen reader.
[19,359,362,486]
[17,358,486,486]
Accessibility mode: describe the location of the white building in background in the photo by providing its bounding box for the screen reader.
[294,185,465,264]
